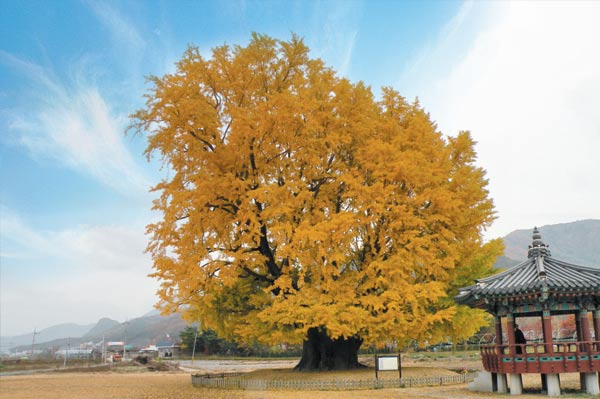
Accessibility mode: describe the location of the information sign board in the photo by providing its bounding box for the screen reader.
[375,354,402,380]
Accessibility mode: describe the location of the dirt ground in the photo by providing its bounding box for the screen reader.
[0,371,595,399]
[0,358,596,399]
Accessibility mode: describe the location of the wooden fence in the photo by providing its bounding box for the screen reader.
[191,371,477,390]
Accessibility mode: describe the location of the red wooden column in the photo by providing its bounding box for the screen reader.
[580,310,592,339]
[576,311,583,340]
[506,314,516,355]
[590,309,600,396]
[579,309,600,395]
[494,315,509,393]
[593,309,600,342]
[495,316,503,345]
[580,309,592,352]
[575,309,587,391]
[541,310,553,354]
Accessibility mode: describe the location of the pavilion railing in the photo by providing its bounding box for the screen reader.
[480,340,600,374]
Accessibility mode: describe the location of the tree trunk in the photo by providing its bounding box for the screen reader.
[294,327,365,371]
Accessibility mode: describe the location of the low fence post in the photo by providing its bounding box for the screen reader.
[191,371,477,390]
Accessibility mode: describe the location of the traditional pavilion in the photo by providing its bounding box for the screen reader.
[456,228,600,396]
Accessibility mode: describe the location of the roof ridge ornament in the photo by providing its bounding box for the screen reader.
[536,255,547,280]
[527,226,551,259]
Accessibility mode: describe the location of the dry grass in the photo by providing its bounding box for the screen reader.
[1,371,596,399]
[0,357,597,399]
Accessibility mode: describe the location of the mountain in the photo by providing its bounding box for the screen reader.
[83,318,120,338]
[142,309,161,317]
[84,313,186,347]
[6,312,187,352]
[1,322,95,349]
[494,219,600,268]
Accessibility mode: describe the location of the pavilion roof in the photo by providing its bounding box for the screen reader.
[456,227,600,308]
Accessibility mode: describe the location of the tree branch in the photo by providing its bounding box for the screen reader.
[188,130,216,152]
[240,266,274,283]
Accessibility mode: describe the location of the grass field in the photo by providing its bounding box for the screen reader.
[1,371,596,399]
[0,354,597,399]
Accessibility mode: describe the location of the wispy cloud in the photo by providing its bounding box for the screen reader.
[84,0,172,90]
[308,1,362,78]
[339,30,357,78]
[1,51,151,196]
[0,207,157,336]
[397,0,495,101]
[401,0,476,86]
[415,2,600,238]
[85,0,146,54]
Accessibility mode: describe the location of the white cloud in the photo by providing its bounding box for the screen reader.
[412,1,600,238]
[339,30,358,78]
[0,51,151,196]
[0,207,151,273]
[401,0,479,91]
[307,1,361,78]
[85,0,146,55]
[0,208,157,336]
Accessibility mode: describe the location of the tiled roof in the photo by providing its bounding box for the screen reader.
[456,228,600,307]
[156,341,180,348]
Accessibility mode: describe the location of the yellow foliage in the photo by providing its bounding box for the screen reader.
[131,33,501,348]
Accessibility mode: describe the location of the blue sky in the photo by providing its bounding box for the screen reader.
[1,0,599,338]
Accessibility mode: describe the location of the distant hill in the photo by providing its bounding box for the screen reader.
[83,318,120,338]
[6,312,187,352]
[494,219,600,268]
[84,313,186,347]
[142,309,161,317]
[1,322,95,349]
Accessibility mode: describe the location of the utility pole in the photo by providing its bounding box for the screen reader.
[30,328,40,358]
[63,337,70,368]
[123,320,129,360]
[191,327,199,365]
[102,335,106,363]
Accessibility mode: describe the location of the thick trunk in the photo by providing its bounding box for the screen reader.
[294,327,365,371]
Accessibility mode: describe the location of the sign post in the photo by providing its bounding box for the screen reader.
[375,354,402,381]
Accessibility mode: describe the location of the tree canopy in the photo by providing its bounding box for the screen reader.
[131,33,501,364]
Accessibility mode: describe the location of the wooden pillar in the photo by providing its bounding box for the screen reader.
[580,309,592,342]
[579,309,592,356]
[506,314,522,395]
[507,314,516,355]
[495,315,504,344]
[576,309,586,392]
[541,310,553,355]
[593,308,600,392]
[579,309,593,393]
[593,309,600,342]
[495,315,504,358]
[494,315,508,393]
[576,311,583,341]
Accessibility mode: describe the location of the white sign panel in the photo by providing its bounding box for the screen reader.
[377,356,399,371]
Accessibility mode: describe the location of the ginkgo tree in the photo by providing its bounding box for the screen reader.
[131,33,502,371]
